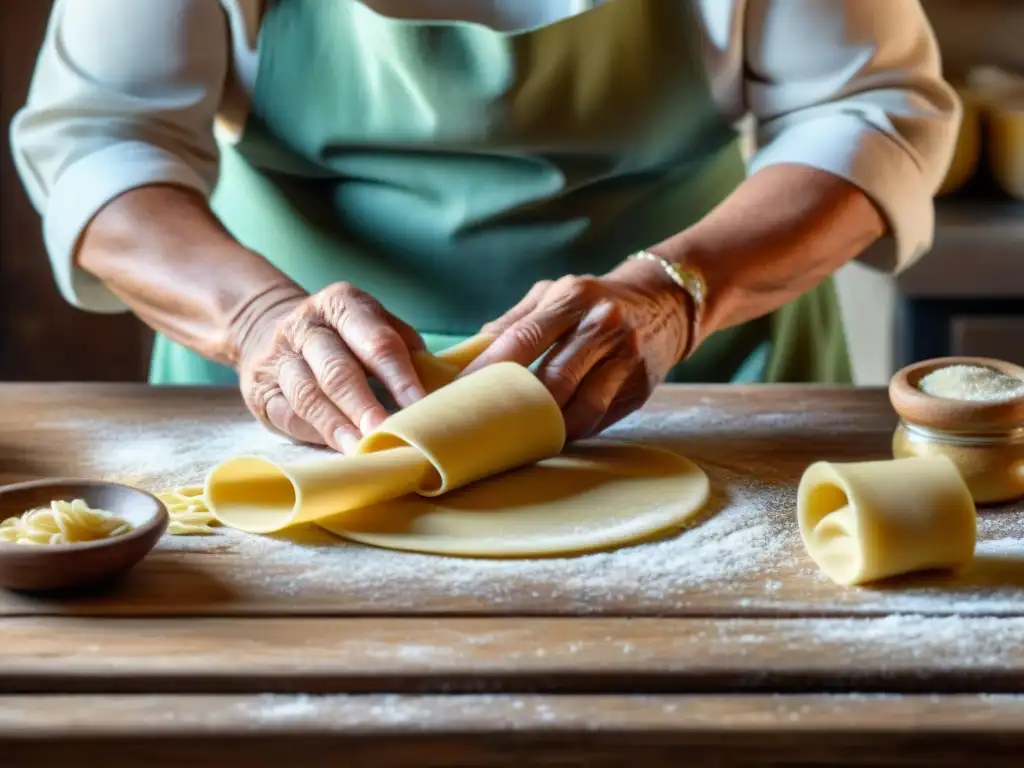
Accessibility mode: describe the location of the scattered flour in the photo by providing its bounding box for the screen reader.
[141,468,804,612]
[29,404,1024,616]
[5,692,1022,730]
[208,684,1024,727]
[723,614,1024,666]
[241,694,322,721]
[228,693,525,727]
[224,694,565,727]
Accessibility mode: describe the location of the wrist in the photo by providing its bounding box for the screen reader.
[608,248,704,362]
[224,280,307,367]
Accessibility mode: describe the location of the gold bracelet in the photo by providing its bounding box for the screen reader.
[628,250,706,359]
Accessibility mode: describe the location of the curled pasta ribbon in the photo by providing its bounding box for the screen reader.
[0,499,133,546]
[156,487,218,536]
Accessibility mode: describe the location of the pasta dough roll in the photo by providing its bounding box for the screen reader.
[358,361,565,495]
[206,362,565,534]
[797,455,977,586]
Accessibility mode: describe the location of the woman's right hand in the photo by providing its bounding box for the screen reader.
[236,282,428,453]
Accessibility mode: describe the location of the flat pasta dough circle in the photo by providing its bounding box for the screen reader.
[319,440,710,558]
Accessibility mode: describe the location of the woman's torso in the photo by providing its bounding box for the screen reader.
[151,0,846,387]
[213,0,750,146]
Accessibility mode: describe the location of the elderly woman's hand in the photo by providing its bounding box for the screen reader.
[237,283,428,453]
[462,261,691,440]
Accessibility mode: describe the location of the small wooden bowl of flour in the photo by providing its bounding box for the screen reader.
[890,357,1024,432]
[890,357,1024,504]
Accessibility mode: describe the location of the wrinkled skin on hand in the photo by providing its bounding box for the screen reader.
[463,263,691,440]
[237,283,427,453]
[237,262,689,452]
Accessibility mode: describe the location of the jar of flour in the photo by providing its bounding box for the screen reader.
[890,357,1024,505]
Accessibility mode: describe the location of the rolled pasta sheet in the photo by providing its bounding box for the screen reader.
[797,455,977,586]
[0,499,133,545]
[205,361,566,534]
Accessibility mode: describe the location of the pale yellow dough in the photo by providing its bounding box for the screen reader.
[156,487,218,535]
[322,440,709,558]
[410,333,495,393]
[0,499,132,545]
[205,349,710,557]
[797,455,977,586]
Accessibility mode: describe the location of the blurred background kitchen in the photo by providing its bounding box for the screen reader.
[1,0,1022,384]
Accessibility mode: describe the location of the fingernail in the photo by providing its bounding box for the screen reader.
[335,429,359,454]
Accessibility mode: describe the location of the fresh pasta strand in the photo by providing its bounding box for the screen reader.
[156,487,219,535]
[0,499,133,546]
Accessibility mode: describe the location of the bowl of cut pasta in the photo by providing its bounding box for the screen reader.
[0,479,168,592]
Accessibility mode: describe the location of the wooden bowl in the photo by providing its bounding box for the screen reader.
[0,480,168,592]
[889,357,1024,433]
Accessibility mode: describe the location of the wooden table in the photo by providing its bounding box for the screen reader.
[1,384,1022,766]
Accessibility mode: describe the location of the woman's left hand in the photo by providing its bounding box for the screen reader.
[461,261,691,440]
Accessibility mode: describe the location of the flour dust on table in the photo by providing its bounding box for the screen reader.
[48,403,1024,615]
[63,406,799,582]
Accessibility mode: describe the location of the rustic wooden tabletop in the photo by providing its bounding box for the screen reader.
[0,383,1022,767]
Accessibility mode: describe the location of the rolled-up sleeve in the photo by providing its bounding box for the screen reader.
[744,0,961,273]
[9,0,229,312]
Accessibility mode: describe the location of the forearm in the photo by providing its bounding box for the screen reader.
[646,164,886,345]
[75,185,305,366]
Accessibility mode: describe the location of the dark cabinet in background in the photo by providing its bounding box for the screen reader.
[899,300,1024,366]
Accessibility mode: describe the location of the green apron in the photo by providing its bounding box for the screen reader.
[151,0,851,386]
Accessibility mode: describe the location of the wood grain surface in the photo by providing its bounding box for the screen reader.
[2,384,1022,764]
[2,694,1023,767]
[0,616,1021,695]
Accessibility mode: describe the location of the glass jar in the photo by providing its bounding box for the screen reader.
[893,421,1024,505]
[889,356,1024,506]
